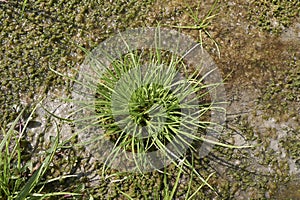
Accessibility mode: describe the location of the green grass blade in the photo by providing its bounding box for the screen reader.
[16,126,59,200]
[0,108,25,152]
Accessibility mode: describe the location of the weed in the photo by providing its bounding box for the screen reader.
[171,0,220,57]
[50,26,250,198]
[0,103,80,199]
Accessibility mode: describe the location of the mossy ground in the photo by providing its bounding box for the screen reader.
[1,0,299,199]
[248,0,300,33]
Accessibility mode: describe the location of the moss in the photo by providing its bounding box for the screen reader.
[248,0,300,33]
[0,0,155,127]
[258,59,300,117]
[280,128,300,160]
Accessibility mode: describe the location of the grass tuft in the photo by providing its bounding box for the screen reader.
[50,26,251,198]
[0,102,80,199]
[170,0,221,57]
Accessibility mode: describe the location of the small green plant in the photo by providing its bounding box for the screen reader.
[171,0,220,57]
[51,26,250,197]
[0,104,80,199]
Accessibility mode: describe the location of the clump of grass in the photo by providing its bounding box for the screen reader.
[0,103,80,199]
[91,48,222,177]
[75,53,195,175]
[51,26,250,196]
